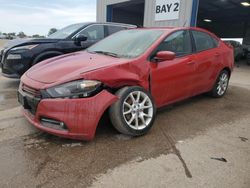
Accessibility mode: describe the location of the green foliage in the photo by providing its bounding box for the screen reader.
[17,31,26,38]
[48,28,58,36]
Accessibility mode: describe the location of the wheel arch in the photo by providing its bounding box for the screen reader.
[32,51,64,65]
[221,67,232,78]
[105,82,148,96]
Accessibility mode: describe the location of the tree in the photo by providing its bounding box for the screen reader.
[7,32,16,37]
[48,28,57,36]
[32,34,45,38]
[17,31,26,38]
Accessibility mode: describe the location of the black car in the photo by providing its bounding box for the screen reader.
[243,45,250,65]
[222,40,244,61]
[0,22,136,78]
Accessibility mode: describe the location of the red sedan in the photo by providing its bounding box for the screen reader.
[18,27,234,140]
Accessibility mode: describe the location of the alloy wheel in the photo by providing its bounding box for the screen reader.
[217,72,229,96]
[122,91,153,130]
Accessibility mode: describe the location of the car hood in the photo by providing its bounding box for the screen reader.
[26,51,130,84]
[4,38,60,50]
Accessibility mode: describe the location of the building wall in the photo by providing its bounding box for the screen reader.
[143,0,193,27]
[97,0,194,27]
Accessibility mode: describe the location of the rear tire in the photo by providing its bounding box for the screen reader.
[109,86,156,136]
[209,70,230,98]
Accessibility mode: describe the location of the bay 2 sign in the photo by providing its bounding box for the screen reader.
[155,0,180,21]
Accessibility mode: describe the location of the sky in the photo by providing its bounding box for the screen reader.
[0,0,96,36]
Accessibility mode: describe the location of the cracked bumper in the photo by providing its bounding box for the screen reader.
[22,90,118,140]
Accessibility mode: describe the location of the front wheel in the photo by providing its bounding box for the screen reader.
[209,70,230,98]
[109,86,156,136]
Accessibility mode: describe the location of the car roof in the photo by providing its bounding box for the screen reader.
[66,22,137,39]
[85,22,137,28]
[137,26,211,32]
[134,27,219,38]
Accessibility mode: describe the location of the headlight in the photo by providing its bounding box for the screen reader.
[46,80,102,98]
[11,44,38,51]
[7,54,22,60]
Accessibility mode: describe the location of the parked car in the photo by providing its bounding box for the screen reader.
[247,47,250,65]
[1,22,136,78]
[242,44,250,65]
[222,40,243,61]
[18,27,234,140]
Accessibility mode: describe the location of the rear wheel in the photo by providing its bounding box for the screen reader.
[109,86,156,136]
[209,70,230,98]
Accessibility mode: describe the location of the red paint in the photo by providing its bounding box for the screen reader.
[155,51,176,61]
[20,27,233,140]
[23,90,118,140]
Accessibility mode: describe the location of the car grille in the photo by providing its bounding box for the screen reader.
[20,84,41,115]
[22,84,41,97]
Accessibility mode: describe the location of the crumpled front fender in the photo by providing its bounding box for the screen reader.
[24,90,118,140]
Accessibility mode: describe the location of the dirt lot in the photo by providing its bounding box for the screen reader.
[0,39,8,47]
[0,40,249,187]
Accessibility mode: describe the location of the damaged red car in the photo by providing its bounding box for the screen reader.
[18,28,234,140]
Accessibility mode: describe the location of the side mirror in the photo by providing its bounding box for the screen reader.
[74,34,88,46]
[154,51,176,62]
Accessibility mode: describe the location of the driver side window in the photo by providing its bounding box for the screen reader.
[78,25,104,41]
[156,30,192,57]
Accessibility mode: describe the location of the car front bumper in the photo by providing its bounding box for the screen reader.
[20,90,118,140]
[2,58,32,78]
[1,51,33,78]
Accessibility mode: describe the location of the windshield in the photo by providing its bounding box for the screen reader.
[48,23,86,39]
[87,30,164,58]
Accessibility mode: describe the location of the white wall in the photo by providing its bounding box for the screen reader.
[144,0,193,27]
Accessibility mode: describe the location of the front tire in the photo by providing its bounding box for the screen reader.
[210,70,230,98]
[109,86,156,136]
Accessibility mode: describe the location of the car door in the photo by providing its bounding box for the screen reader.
[150,30,196,107]
[191,30,222,94]
[77,25,105,48]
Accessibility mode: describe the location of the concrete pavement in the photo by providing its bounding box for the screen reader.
[0,56,249,187]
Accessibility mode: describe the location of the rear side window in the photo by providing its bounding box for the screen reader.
[78,25,104,41]
[107,25,125,35]
[192,30,216,52]
[156,30,192,57]
[212,37,219,47]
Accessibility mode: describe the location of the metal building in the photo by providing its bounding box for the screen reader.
[97,0,198,27]
[96,0,250,43]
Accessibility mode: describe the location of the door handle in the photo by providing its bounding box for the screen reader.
[187,61,195,65]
